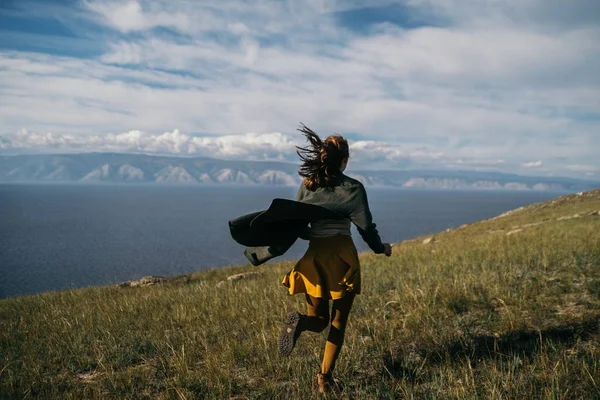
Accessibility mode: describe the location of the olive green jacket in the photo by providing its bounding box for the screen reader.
[294,173,385,254]
[229,173,385,266]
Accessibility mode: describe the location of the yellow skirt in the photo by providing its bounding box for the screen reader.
[282,235,361,300]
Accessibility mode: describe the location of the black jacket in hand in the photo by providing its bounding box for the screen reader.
[228,173,386,266]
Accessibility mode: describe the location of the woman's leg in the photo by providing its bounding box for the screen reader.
[301,294,329,333]
[279,294,329,357]
[321,292,356,374]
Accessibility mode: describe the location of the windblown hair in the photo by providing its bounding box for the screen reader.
[296,123,349,191]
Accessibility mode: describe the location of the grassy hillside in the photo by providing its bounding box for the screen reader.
[1,190,599,399]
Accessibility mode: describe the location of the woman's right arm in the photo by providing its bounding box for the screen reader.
[350,184,389,255]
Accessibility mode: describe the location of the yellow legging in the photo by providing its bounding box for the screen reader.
[300,293,355,374]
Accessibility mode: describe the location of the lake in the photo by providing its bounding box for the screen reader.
[0,184,564,298]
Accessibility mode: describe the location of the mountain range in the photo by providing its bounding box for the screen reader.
[0,153,598,191]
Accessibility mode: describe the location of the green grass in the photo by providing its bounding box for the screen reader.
[2,190,600,399]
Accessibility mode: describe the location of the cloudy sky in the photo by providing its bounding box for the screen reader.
[0,0,598,178]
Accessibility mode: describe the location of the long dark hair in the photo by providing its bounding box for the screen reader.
[296,123,349,190]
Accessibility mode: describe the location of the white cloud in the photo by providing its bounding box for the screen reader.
[0,128,478,170]
[522,161,543,168]
[85,0,191,33]
[347,26,599,89]
[0,0,599,180]
[2,129,300,159]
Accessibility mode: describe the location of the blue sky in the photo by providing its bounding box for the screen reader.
[0,0,599,178]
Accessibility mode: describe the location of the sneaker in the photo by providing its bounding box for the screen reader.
[278,311,301,356]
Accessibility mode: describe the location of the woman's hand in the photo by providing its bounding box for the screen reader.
[383,243,392,257]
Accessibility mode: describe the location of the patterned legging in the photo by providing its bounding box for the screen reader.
[300,293,355,374]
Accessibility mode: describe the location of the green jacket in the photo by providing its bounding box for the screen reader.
[294,173,386,254]
[229,173,385,266]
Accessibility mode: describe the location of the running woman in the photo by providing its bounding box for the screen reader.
[279,124,392,394]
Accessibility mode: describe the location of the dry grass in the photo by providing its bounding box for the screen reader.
[1,189,599,399]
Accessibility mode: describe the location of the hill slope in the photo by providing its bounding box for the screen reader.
[1,190,599,399]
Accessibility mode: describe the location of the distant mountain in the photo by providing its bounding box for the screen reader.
[0,153,598,191]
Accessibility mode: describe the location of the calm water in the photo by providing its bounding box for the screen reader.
[0,184,563,298]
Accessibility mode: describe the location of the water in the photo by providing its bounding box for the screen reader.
[0,184,564,298]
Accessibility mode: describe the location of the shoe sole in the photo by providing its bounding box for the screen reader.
[278,311,300,357]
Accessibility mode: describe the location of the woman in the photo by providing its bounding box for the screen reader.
[279,124,392,394]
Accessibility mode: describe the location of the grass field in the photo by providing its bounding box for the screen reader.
[1,189,599,399]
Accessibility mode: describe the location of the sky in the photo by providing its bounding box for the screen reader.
[0,0,598,178]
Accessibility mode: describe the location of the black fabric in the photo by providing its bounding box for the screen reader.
[229,199,345,266]
[229,212,305,247]
[251,198,344,226]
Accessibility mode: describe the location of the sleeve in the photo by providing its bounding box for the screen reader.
[295,182,305,202]
[350,184,386,254]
